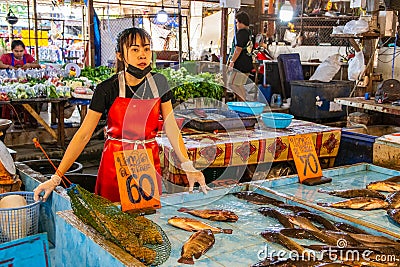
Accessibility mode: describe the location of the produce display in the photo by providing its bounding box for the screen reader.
[0,66,114,100]
[154,67,224,102]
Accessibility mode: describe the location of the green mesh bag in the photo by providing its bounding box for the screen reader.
[67,184,171,266]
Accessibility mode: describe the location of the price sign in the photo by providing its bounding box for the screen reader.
[114,149,161,212]
[288,134,323,183]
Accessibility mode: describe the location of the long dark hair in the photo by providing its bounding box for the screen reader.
[115,27,152,73]
[11,40,26,50]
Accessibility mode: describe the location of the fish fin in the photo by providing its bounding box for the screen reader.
[222,229,233,234]
[178,207,190,213]
[177,256,195,264]
[194,252,202,259]
[317,202,329,207]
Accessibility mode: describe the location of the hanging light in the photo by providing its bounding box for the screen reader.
[6,9,18,25]
[279,1,293,22]
[156,0,168,24]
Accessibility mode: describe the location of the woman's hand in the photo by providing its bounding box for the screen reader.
[33,174,62,201]
[181,161,210,194]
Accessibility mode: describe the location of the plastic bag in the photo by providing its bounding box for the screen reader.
[348,51,365,81]
[343,19,369,34]
[309,54,341,82]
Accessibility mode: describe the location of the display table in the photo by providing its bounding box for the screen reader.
[157,119,341,185]
[0,98,68,146]
[334,97,400,116]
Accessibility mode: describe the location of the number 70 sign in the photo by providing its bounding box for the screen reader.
[288,134,323,183]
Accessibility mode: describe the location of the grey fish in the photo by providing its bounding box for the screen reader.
[388,208,400,226]
[296,211,338,231]
[258,207,294,228]
[386,191,400,209]
[367,181,400,192]
[233,191,284,206]
[318,197,389,210]
[288,215,320,232]
[321,230,362,247]
[333,222,368,234]
[280,228,338,246]
[318,188,386,200]
[260,230,312,258]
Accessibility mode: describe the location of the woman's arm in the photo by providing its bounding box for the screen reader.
[0,60,13,69]
[161,101,209,193]
[34,109,102,200]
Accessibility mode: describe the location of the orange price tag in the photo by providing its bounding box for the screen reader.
[114,149,161,212]
[288,134,323,183]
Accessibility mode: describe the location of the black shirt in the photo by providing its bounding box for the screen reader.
[233,28,253,73]
[89,72,173,116]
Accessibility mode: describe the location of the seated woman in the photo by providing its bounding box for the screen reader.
[0,40,40,69]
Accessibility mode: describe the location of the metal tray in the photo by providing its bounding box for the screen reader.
[175,108,258,132]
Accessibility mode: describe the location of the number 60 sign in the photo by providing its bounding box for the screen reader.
[114,149,161,212]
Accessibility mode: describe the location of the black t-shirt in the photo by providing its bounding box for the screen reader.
[234,28,253,73]
[89,72,173,116]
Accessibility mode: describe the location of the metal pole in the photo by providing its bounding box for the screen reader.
[178,0,182,65]
[27,0,32,55]
[33,0,39,61]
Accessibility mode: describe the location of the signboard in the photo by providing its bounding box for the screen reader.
[288,134,323,183]
[114,149,161,212]
[21,30,48,47]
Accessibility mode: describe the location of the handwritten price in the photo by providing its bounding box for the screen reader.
[126,173,155,204]
[299,153,319,176]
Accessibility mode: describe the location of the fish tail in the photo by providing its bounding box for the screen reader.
[178,207,190,213]
[178,256,195,264]
[222,229,233,234]
[317,202,330,207]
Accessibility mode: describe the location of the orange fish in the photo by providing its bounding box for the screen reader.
[178,207,238,222]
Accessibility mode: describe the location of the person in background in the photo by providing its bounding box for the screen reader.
[0,40,40,70]
[33,27,209,202]
[228,11,253,101]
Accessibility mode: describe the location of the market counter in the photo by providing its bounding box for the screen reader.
[158,119,341,186]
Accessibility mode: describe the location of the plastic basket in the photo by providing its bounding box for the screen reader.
[227,102,266,115]
[0,192,40,243]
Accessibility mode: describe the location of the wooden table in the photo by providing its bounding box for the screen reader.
[334,97,400,116]
[0,98,68,146]
[157,119,341,186]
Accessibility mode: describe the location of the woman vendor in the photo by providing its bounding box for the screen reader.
[0,40,40,69]
[34,27,209,202]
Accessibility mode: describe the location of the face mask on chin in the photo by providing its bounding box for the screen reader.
[126,64,152,79]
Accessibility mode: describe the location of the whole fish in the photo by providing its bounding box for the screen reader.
[253,258,327,267]
[348,233,400,247]
[388,208,400,226]
[261,230,311,258]
[321,231,362,247]
[318,188,386,200]
[280,228,338,246]
[386,191,400,209]
[233,191,284,206]
[177,208,239,222]
[306,245,399,258]
[333,222,368,234]
[296,211,338,231]
[288,215,320,232]
[317,197,389,210]
[367,181,400,192]
[278,204,310,213]
[168,217,232,234]
[177,229,215,264]
[258,207,294,228]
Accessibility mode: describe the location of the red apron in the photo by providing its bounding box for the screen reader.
[95,72,162,202]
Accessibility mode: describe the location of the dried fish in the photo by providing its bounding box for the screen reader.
[168,216,232,234]
[317,197,389,210]
[296,211,338,231]
[318,188,386,200]
[258,207,294,228]
[367,181,400,192]
[388,208,400,226]
[177,229,215,265]
[233,191,284,206]
[288,215,320,232]
[177,208,238,222]
[333,222,368,234]
[386,191,400,209]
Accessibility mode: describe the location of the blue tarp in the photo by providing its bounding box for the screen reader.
[84,0,101,66]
